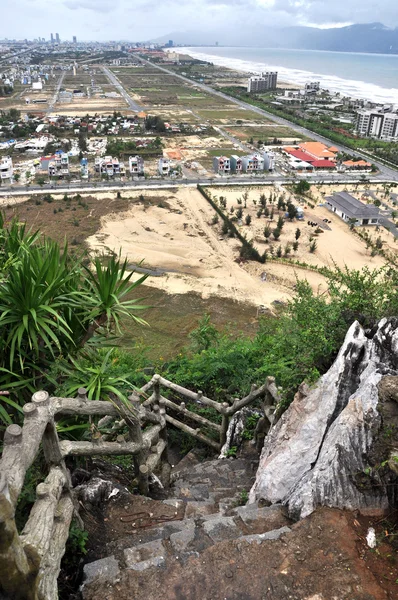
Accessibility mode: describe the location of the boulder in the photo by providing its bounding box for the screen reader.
[250,318,398,519]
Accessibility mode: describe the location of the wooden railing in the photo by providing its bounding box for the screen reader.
[0,375,279,599]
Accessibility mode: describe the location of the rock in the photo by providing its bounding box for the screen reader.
[169,522,196,553]
[82,555,120,585]
[75,477,122,506]
[378,375,398,403]
[249,318,398,520]
[124,539,165,571]
[238,526,291,544]
[219,407,262,458]
[202,515,240,542]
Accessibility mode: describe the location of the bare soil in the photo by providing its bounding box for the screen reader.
[82,507,398,600]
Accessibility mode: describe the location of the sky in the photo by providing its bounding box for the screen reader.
[0,0,397,42]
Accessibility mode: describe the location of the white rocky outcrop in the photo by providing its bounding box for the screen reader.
[249,318,398,519]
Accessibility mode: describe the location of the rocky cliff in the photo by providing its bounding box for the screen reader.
[249,318,398,519]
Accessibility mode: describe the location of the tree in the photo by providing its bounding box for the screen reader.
[295,228,301,241]
[245,214,252,226]
[277,215,284,230]
[37,176,46,187]
[13,173,20,183]
[294,180,310,195]
[263,226,271,240]
[273,228,281,240]
[309,240,317,253]
[236,207,243,219]
[287,203,297,220]
[293,241,299,251]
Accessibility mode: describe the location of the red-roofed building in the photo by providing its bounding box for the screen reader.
[311,160,336,169]
[285,149,317,163]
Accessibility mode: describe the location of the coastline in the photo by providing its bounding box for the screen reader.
[182,46,398,104]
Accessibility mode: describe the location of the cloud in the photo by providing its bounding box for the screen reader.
[0,0,397,41]
[63,0,118,13]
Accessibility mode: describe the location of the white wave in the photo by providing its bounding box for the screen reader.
[184,47,398,105]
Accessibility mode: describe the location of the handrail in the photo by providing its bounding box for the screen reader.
[0,374,279,599]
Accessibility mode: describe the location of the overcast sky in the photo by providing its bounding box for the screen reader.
[0,0,396,42]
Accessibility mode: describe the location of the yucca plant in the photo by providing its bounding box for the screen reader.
[59,348,136,403]
[80,255,148,345]
[0,217,149,425]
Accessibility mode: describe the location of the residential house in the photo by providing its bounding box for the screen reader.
[158,158,171,176]
[129,155,144,176]
[80,157,88,179]
[230,155,242,173]
[325,192,380,226]
[95,156,125,177]
[0,156,13,182]
[241,153,264,172]
[48,152,69,177]
[213,156,231,174]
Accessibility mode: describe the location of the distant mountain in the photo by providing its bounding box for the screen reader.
[152,23,398,54]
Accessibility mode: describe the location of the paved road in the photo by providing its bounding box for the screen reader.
[0,173,392,197]
[46,71,66,116]
[137,57,398,182]
[102,66,142,112]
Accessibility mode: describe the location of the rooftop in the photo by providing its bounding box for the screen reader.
[325,192,380,219]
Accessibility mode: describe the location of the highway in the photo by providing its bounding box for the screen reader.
[136,56,398,182]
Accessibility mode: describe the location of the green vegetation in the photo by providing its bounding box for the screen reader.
[0,214,148,424]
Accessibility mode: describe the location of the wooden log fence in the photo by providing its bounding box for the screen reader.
[0,374,279,599]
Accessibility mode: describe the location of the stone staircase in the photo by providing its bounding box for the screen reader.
[80,454,291,596]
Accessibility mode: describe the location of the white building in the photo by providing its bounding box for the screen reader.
[304,81,320,93]
[95,156,125,177]
[129,155,144,176]
[0,156,13,182]
[247,72,277,93]
[158,158,171,176]
[356,107,398,140]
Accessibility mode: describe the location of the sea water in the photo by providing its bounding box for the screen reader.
[184,46,398,104]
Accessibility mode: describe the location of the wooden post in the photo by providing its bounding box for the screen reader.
[138,464,149,496]
[153,374,161,404]
[77,387,88,401]
[220,402,229,448]
[158,398,168,462]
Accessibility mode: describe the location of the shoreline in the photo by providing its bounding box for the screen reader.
[181,47,398,104]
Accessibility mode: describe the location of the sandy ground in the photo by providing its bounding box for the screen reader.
[87,188,291,307]
[86,184,388,309]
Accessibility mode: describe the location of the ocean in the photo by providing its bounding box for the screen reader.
[184,47,398,104]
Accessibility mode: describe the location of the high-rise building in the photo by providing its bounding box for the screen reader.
[56,33,60,43]
[73,36,77,44]
[50,33,54,43]
[247,72,278,93]
[356,107,398,140]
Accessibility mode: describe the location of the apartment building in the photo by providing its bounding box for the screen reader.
[356,107,398,140]
[213,156,231,174]
[0,156,13,182]
[95,156,125,177]
[247,72,277,93]
[129,155,144,176]
[48,152,69,177]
